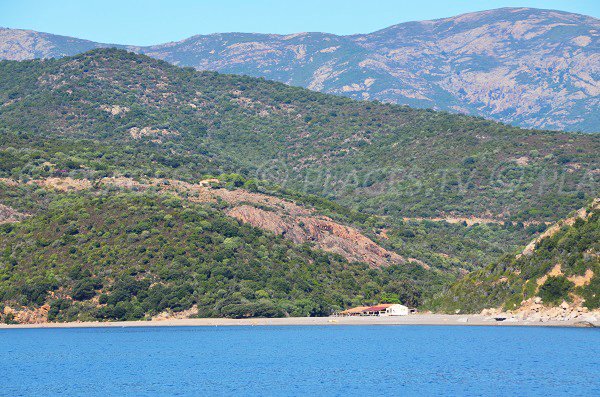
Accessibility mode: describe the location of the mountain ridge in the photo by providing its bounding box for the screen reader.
[0,48,597,323]
[1,7,598,132]
[2,49,597,224]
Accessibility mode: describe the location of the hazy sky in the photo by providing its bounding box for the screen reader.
[1,0,598,45]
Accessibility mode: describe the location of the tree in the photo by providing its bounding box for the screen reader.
[71,279,98,301]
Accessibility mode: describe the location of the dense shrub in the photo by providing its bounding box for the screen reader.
[0,49,596,224]
[71,280,97,301]
[538,276,574,305]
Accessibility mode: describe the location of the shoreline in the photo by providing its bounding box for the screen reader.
[0,314,597,329]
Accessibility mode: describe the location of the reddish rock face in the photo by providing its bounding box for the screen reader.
[227,205,426,269]
[156,178,423,268]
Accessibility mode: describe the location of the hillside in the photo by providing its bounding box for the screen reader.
[1,8,599,131]
[0,48,567,288]
[1,49,598,225]
[428,199,600,314]
[0,177,451,323]
[0,49,598,323]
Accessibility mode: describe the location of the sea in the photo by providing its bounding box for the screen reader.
[1,325,598,396]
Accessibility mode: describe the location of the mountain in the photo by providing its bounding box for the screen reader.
[428,199,599,314]
[1,49,598,225]
[1,8,599,131]
[0,27,116,60]
[0,49,598,322]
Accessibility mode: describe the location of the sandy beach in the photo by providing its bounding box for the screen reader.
[1,314,597,329]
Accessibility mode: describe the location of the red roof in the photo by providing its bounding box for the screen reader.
[364,304,393,312]
[339,306,370,315]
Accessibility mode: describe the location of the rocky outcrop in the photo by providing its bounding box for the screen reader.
[100,104,130,115]
[1,8,598,131]
[0,28,117,61]
[2,304,49,324]
[481,300,600,324]
[154,179,426,268]
[152,179,425,268]
[152,305,199,321]
[0,204,28,224]
[129,126,179,141]
[473,199,599,316]
[33,177,92,191]
[227,205,414,268]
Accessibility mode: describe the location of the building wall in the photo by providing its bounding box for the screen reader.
[386,305,409,316]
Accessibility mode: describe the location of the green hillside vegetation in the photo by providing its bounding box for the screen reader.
[0,49,598,223]
[0,188,449,322]
[0,115,548,285]
[382,219,544,272]
[1,49,598,321]
[1,8,598,133]
[0,172,542,323]
[0,123,550,275]
[427,201,600,313]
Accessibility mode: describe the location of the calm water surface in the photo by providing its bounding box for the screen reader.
[1,325,599,396]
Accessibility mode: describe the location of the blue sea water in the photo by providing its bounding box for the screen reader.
[1,325,599,396]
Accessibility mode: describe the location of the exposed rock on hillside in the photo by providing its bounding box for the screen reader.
[114,179,424,268]
[0,204,27,224]
[0,28,113,61]
[227,205,413,268]
[2,304,49,324]
[480,303,600,324]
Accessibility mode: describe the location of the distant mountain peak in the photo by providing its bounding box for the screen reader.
[0,7,598,132]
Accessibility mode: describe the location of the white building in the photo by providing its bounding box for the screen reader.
[384,304,409,316]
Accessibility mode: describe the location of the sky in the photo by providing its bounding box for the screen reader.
[1,0,599,46]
